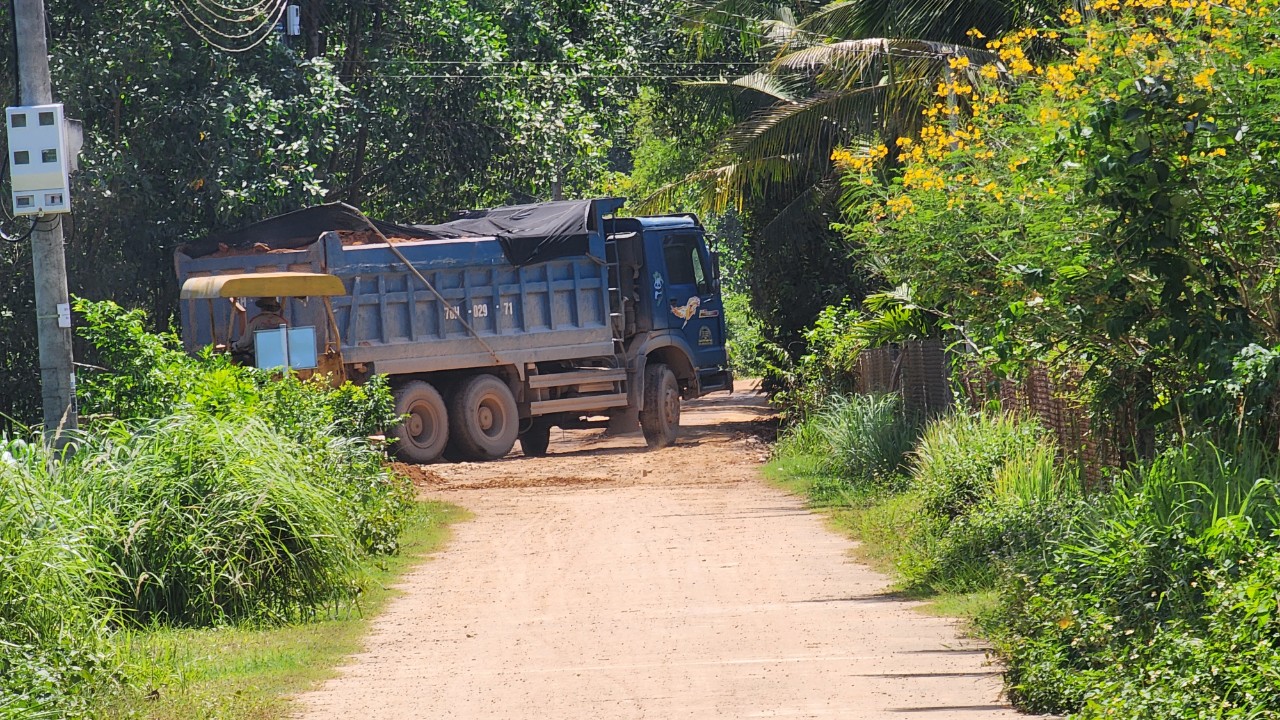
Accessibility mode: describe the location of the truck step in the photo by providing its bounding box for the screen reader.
[530,392,629,415]
[526,368,627,389]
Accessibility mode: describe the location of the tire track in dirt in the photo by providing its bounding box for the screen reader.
[296,385,1029,719]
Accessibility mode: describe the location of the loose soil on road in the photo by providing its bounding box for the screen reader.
[296,385,1022,719]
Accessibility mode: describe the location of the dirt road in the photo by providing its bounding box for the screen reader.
[296,385,1023,719]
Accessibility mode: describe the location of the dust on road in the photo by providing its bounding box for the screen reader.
[296,384,1024,719]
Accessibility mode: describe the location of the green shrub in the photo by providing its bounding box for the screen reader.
[989,440,1280,716]
[902,441,1080,593]
[815,394,917,489]
[325,374,399,439]
[74,297,208,419]
[256,373,400,444]
[766,301,863,420]
[912,411,1047,520]
[303,432,416,556]
[74,298,401,443]
[907,494,1077,594]
[723,290,771,377]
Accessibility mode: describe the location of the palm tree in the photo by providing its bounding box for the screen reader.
[648,0,1062,216]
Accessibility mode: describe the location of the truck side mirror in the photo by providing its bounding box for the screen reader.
[711,251,722,292]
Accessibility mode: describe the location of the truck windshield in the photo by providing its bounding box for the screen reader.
[663,236,711,295]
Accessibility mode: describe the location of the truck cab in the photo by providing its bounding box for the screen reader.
[606,213,733,401]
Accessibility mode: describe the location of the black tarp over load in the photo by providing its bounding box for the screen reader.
[179,199,603,267]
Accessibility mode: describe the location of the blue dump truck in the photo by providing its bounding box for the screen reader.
[174,198,732,462]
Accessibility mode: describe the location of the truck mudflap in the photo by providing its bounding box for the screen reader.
[698,367,734,395]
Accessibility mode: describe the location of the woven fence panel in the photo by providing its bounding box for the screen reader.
[855,346,899,395]
[955,363,1122,487]
[901,340,952,418]
[854,341,952,418]
[857,344,1124,484]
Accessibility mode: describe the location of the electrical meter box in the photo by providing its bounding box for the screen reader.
[5,103,70,216]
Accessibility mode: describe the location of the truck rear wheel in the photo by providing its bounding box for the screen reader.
[519,420,553,457]
[391,380,449,464]
[449,374,519,460]
[640,363,680,449]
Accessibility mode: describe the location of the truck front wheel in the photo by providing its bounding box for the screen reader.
[392,380,449,464]
[450,374,520,460]
[519,420,553,457]
[640,363,680,449]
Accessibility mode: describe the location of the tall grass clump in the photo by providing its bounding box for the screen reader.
[775,393,917,481]
[912,411,1047,519]
[905,440,1081,593]
[0,439,114,718]
[887,412,1078,594]
[74,414,367,626]
[816,394,918,488]
[772,393,919,504]
[990,439,1280,717]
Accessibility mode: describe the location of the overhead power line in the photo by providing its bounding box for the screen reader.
[363,73,753,80]
[168,0,288,53]
[609,0,962,62]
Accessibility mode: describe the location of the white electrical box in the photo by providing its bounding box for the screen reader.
[6,103,71,216]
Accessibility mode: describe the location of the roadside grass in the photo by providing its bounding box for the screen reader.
[99,500,469,720]
[762,454,998,623]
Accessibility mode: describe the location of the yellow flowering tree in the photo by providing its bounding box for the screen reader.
[838,0,1280,437]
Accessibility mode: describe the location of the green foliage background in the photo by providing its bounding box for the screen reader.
[0,0,701,423]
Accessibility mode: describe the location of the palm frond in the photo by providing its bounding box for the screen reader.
[638,153,807,214]
[799,0,1060,45]
[772,37,994,76]
[722,83,899,161]
[681,70,804,103]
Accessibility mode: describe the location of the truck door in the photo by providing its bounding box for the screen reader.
[659,233,728,372]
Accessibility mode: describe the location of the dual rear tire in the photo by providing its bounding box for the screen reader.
[392,364,681,462]
[392,375,520,463]
[448,374,520,461]
[391,380,449,464]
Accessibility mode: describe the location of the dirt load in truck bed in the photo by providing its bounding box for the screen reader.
[202,230,421,258]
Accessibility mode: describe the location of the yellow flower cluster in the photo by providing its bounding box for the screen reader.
[1045,64,1084,99]
[830,143,889,172]
[902,165,946,191]
[1192,67,1217,92]
[886,196,915,218]
[990,28,1041,75]
[841,0,1278,229]
[935,81,975,98]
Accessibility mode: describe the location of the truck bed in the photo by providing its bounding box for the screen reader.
[175,230,615,375]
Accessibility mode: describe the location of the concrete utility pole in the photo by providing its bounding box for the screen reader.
[14,0,77,437]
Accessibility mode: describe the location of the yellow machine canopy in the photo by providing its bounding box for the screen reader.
[179,272,347,300]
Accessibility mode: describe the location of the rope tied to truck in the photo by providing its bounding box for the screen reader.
[351,210,505,368]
